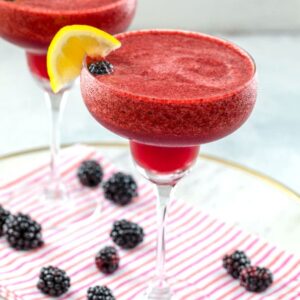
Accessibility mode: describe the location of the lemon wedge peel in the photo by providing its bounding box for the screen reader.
[47,25,121,93]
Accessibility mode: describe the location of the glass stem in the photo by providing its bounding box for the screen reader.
[155,184,173,287]
[44,90,68,190]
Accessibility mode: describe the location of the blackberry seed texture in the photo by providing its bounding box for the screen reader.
[87,285,115,300]
[0,205,11,236]
[103,172,138,206]
[37,266,71,297]
[88,60,114,75]
[110,219,144,249]
[77,160,103,187]
[95,246,120,274]
[4,213,43,250]
[223,250,251,279]
[240,266,273,293]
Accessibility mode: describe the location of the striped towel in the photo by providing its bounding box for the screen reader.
[0,145,299,300]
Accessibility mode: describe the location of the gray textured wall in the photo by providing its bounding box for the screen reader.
[132,0,300,33]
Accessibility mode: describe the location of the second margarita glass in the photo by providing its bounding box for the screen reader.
[0,0,137,205]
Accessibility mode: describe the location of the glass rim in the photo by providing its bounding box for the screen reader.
[82,29,257,104]
[0,0,130,15]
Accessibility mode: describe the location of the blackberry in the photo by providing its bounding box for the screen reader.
[88,60,114,75]
[87,286,115,300]
[103,172,138,206]
[240,266,273,293]
[0,205,11,236]
[77,160,103,187]
[95,246,120,274]
[4,213,43,250]
[37,266,71,297]
[223,250,251,279]
[110,219,144,249]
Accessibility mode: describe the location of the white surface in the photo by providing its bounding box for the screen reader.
[0,34,299,193]
[1,145,300,254]
[1,145,300,299]
[133,0,300,32]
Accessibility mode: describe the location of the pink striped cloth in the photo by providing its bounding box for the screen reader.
[0,145,299,300]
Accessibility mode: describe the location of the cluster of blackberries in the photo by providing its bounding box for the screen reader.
[0,205,43,251]
[37,218,144,298]
[96,219,144,273]
[0,205,10,236]
[223,250,273,293]
[96,246,120,274]
[37,266,71,297]
[103,172,138,206]
[110,219,144,249]
[0,161,143,298]
[77,160,138,206]
[77,160,103,187]
[87,285,115,300]
[37,266,116,299]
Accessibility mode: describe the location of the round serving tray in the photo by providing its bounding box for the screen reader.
[1,142,299,254]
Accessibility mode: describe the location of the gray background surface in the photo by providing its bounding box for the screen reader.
[0,0,299,192]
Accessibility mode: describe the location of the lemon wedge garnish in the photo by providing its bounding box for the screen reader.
[47,25,121,93]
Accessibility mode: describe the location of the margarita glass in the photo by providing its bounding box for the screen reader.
[80,29,256,298]
[0,0,137,202]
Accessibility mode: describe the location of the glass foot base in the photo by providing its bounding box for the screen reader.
[138,288,173,300]
[136,282,210,300]
[137,289,209,300]
[43,181,69,202]
[8,181,99,230]
[136,280,176,300]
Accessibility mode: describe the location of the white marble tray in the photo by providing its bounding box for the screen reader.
[0,142,299,252]
[1,143,300,300]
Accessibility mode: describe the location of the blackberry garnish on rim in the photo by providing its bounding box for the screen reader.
[88,60,114,75]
